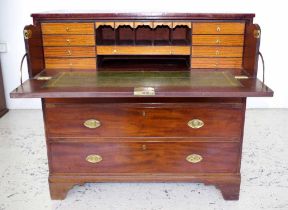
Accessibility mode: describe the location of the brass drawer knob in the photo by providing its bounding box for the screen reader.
[142,144,147,151]
[67,50,72,56]
[215,50,220,55]
[113,49,117,53]
[84,119,101,129]
[216,39,221,44]
[186,154,203,163]
[187,119,204,129]
[86,154,102,163]
[216,26,221,32]
[66,27,70,32]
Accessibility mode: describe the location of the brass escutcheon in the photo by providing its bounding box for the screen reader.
[23,29,32,39]
[84,119,101,129]
[187,119,204,129]
[86,154,102,163]
[254,29,261,39]
[186,154,203,163]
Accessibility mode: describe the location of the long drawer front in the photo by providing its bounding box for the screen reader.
[50,141,239,173]
[45,103,243,138]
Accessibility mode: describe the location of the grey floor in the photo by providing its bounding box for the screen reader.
[0,109,287,210]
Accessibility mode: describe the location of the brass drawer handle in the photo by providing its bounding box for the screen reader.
[86,154,102,163]
[66,27,70,32]
[215,50,220,55]
[187,119,204,129]
[84,119,101,129]
[216,26,221,32]
[67,50,72,56]
[216,39,221,44]
[186,154,203,163]
[66,39,70,45]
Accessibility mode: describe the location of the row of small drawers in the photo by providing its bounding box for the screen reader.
[42,35,244,46]
[45,57,242,69]
[44,46,242,57]
[45,58,241,69]
[41,22,245,35]
[44,46,242,69]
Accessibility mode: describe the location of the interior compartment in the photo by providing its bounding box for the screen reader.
[171,26,191,45]
[135,26,153,45]
[97,55,190,70]
[153,26,170,46]
[96,26,115,45]
[116,26,134,45]
[96,24,192,46]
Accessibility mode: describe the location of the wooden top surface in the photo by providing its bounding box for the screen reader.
[31,12,255,20]
[10,69,273,98]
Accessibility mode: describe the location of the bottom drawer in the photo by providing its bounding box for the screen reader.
[191,58,242,68]
[45,58,96,69]
[50,141,239,173]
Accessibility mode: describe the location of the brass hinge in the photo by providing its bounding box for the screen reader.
[235,75,249,79]
[36,76,52,80]
[23,29,32,39]
[254,29,261,39]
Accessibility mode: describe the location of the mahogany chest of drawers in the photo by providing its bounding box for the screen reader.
[11,13,273,200]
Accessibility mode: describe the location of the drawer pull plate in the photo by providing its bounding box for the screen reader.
[84,119,101,129]
[187,119,204,129]
[186,154,203,163]
[86,154,102,163]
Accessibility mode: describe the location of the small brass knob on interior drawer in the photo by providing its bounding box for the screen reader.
[84,119,101,129]
[187,119,204,129]
[86,154,102,163]
[215,50,220,55]
[142,144,147,151]
[186,154,203,163]
[67,50,72,56]
[216,39,221,44]
[113,49,117,54]
[66,39,70,45]
[216,26,221,32]
[66,27,70,32]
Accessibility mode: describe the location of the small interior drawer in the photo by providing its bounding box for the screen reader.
[191,58,242,68]
[42,35,95,47]
[192,22,245,34]
[41,23,95,34]
[96,46,190,55]
[45,58,96,69]
[192,46,243,57]
[192,35,244,46]
[44,47,96,58]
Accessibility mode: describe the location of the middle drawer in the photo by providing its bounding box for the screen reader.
[45,103,243,138]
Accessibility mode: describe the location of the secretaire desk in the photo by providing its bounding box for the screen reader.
[10,13,273,200]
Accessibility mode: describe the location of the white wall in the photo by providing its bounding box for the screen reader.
[0,0,286,109]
